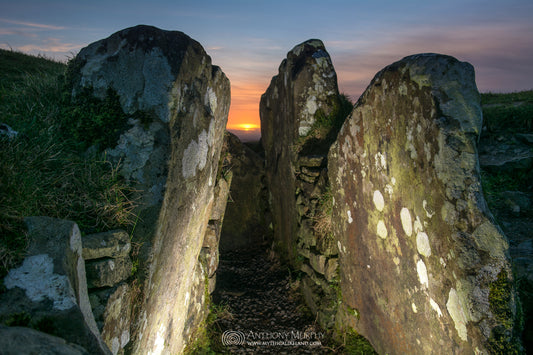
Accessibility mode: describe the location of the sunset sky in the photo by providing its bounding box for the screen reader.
[1,0,532,132]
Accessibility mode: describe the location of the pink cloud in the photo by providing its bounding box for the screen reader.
[0,18,65,30]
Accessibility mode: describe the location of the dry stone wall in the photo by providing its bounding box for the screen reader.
[260,39,340,262]
[260,39,343,329]
[329,53,521,354]
[70,25,230,354]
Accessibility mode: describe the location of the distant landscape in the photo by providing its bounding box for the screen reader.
[227,128,261,142]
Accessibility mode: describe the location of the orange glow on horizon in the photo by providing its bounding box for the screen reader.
[226,82,264,131]
[228,122,261,131]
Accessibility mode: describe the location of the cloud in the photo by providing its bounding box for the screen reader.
[327,22,533,96]
[0,18,65,30]
[12,37,83,60]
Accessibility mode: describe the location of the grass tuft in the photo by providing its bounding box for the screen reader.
[297,93,353,155]
[0,49,138,279]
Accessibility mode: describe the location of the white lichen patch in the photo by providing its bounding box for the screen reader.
[430,298,443,317]
[417,259,429,288]
[107,120,155,183]
[400,208,413,236]
[206,87,217,113]
[413,216,423,234]
[446,288,468,342]
[4,254,76,310]
[393,257,400,266]
[377,220,388,239]
[374,152,387,171]
[423,200,435,218]
[111,337,120,355]
[305,96,318,115]
[182,130,209,178]
[70,223,82,253]
[347,210,353,224]
[373,190,385,211]
[412,302,418,313]
[416,231,431,257]
[149,324,166,355]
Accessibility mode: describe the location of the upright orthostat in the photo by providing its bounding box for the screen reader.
[329,53,521,354]
[70,25,231,354]
[260,39,340,262]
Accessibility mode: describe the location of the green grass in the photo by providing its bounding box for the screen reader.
[297,93,353,155]
[481,90,533,106]
[481,91,533,134]
[479,90,533,214]
[0,49,138,279]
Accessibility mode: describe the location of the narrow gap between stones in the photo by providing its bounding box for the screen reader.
[206,135,339,354]
[209,245,334,354]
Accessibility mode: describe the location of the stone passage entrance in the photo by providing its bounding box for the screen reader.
[209,246,334,354]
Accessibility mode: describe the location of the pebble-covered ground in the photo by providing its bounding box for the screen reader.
[209,247,338,354]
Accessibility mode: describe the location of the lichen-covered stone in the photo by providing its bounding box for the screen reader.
[70,25,230,354]
[260,39,339,262]
[329,54,521,354]
[0,217,110,354]
[85,257,132,289]
[100,284,133,355]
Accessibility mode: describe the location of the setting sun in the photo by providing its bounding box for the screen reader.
[230,123,260,131]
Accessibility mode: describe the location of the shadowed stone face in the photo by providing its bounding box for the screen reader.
[328,53,520,354]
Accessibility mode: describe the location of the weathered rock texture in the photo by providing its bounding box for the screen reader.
[329,54,521,353]
[0,325,90,354]
[219,132,268,251]
[82,230,133,354]
[70,25,230,354]
[0,217,110,354]
[260,39,340,262]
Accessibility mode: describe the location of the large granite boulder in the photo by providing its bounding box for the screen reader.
[0,217,110,354]
[329,54,521,353]
[260,39,340,262]
[70,25,230,353]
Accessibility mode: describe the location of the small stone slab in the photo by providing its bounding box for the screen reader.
[85,257,132,289]
[298,155,326,168]
[82,230,131,261]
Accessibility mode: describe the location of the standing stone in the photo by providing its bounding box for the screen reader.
[70,25,230,354]
[329,54,521,354]
[260,39,340,262]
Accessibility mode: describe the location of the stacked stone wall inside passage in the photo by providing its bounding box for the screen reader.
[260,39,343,329]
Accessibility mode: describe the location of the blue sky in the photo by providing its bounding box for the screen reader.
[1,0,532,127]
